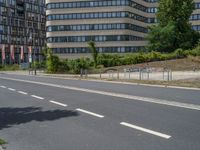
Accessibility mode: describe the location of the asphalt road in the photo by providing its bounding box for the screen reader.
[0,73,200,150]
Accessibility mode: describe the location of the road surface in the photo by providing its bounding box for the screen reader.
[0,73,200,150]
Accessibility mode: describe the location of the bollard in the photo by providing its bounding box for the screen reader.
[167,70,170,81]
[124,71,126,79]
[170,70,172,81]
[85,69,88,78]
[163,71,164,80]
[147,71,150,80]
[139,69,142,80]
[80,68,83,77]
[117,70,119,80]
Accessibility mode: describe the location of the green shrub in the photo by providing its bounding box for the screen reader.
[0,65,3,69]
[33,61,46,69]
[189,45,200,56]
[56,59,70,73]
[0,64,20,71]
[0,138,6,145]
[68,58,90,74]
[174,48,186,58]
[46,55,60,73]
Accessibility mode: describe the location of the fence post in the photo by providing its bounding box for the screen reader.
[163,71,165,80]
[167,70,170,81]
[170,70,172,81]
[117,70,119,80]
[112,71,114,79]
[80,68,83,78]
[85,69,88,78]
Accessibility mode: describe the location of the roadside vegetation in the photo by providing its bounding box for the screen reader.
[0,64,19,71]
[0,138,6,145]
[43,45,200,74]
[147,0,200,52]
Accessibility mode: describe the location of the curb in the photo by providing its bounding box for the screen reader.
[0,145,6,150]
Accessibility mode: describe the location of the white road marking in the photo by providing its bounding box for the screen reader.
[18,91,28,95]
[120,122,171,139]
[1,73,200,91]
[49,100,67,107]
[31,95,44,100]
[0,85,6,88]
[0,77,200,111]
[8,88,16,91]
[167,86,200,90]
[76,108,104,118]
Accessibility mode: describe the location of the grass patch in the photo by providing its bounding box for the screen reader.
[0,138,6,145]
[102,56,200,72]
[0,64,20,71]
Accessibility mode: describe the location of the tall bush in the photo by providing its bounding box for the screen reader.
[88,41,98,68]
[46,48,60,73]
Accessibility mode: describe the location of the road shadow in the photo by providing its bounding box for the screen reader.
[0,107,79,130]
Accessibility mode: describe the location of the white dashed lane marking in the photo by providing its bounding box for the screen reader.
[18,91,28,95]
[76,108,104,118]
[0,85,6,88]
[120,122,171,139]
[49,100,67,107]
[0,77,199,111]
[8,88,16,91]
[31,95,44,100]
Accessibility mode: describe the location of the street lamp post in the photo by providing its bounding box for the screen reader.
[34,38,37,75]
[28,29,32,74]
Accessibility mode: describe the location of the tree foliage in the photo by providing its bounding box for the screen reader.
[46,48,60,73]
[88,41,98,68]
[147,0,200,52]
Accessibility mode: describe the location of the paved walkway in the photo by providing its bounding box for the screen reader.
[88,71,200,81]
[1,70,200,81]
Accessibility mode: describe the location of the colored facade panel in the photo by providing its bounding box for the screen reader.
[0,0,46,64]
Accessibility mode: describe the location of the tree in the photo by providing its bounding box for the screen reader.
[147,22,176,52]
[146,0,200,52]
[46,48,60,73]
[88,41,98,68]
[41,44,48,61]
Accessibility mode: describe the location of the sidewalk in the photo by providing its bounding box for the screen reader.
[1,70,200,89]
[1,70,200,81]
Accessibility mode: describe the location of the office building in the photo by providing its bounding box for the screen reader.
[46,0,200,58]
[0,0,46,64]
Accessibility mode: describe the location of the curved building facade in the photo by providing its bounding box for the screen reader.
[46,0,152,58]
[46,0,200,59]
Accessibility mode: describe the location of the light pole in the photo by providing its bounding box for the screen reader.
[28,29,32,74]
[33,38,37,75]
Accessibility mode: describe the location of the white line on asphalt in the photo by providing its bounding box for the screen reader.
[31,95,44,100]
[8,88,16,91]
[0,85,6,88]
[49,100,67,107]
[1,73,200,91]
[120,122,171,139]
[18,91,28,95]
[76,108,104,118]
[0,76,200,111]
